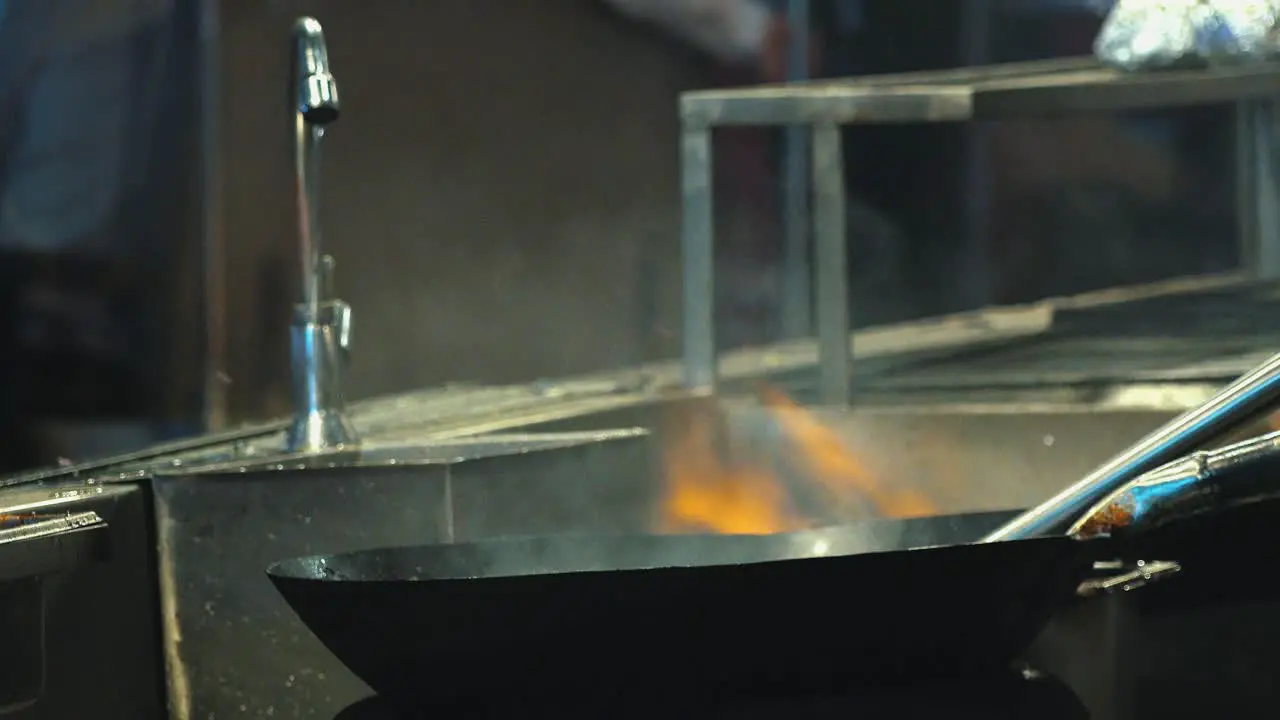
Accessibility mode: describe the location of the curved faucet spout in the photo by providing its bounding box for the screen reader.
[292,16,340,318]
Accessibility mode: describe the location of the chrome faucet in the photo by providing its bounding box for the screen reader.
[286,16,358,453]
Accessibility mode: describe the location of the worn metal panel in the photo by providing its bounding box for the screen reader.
[149,431,650,720]
[0,484,167,720]
[449,432,657,539]
[153,465,452,719]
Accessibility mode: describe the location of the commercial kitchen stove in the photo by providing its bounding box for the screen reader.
[4,276,1280,720]
[9,34,1280,720]
[331,672,1087,720]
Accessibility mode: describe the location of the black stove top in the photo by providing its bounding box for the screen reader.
[334,672,1088,719]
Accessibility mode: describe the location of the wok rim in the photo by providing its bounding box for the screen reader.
[265,519,1082,584]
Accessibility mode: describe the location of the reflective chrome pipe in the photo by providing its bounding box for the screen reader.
[286,16,358,453]
[984,350,1280,541]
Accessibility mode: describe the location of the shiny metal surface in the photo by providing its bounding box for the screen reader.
[0,511,105,584]
[0,508,112,715]
[811,122,850,405]
[288,16,356,453]
[1076,560,1182,596]
[986,349,1280,542]
[1070,428,1280,537]
[680,126,715,392]
[292,17,340,127]
[0,511,102,546]
[0,483,166,719]
[288,299,358,453]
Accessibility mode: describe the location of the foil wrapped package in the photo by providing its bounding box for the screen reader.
[1095,0,1280,70]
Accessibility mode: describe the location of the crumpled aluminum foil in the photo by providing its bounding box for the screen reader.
[1095,0,1280,70]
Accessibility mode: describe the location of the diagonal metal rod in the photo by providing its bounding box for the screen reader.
[983,349,1280,541]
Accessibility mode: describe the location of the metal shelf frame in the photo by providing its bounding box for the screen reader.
[678,56,1280,404]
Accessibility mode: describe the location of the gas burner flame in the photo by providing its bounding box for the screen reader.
[657,386,937,535]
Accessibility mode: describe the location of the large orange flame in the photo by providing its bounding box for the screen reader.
[659,387,936,534]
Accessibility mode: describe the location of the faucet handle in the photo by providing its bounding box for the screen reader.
[332,300,352,359]
[311,254,351,362]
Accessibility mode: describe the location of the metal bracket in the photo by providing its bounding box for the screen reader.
[1077,559,1181,597]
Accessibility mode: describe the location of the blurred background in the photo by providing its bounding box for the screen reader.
[0,0,1241,471]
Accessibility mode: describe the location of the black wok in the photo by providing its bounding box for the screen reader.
[267,510,1108,705]
[267,423,1280,706]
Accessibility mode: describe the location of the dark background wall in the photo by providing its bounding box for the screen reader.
[212,0,699,422]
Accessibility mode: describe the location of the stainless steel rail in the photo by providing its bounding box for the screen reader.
[677,56,1280,404]
[779,0,812,338]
